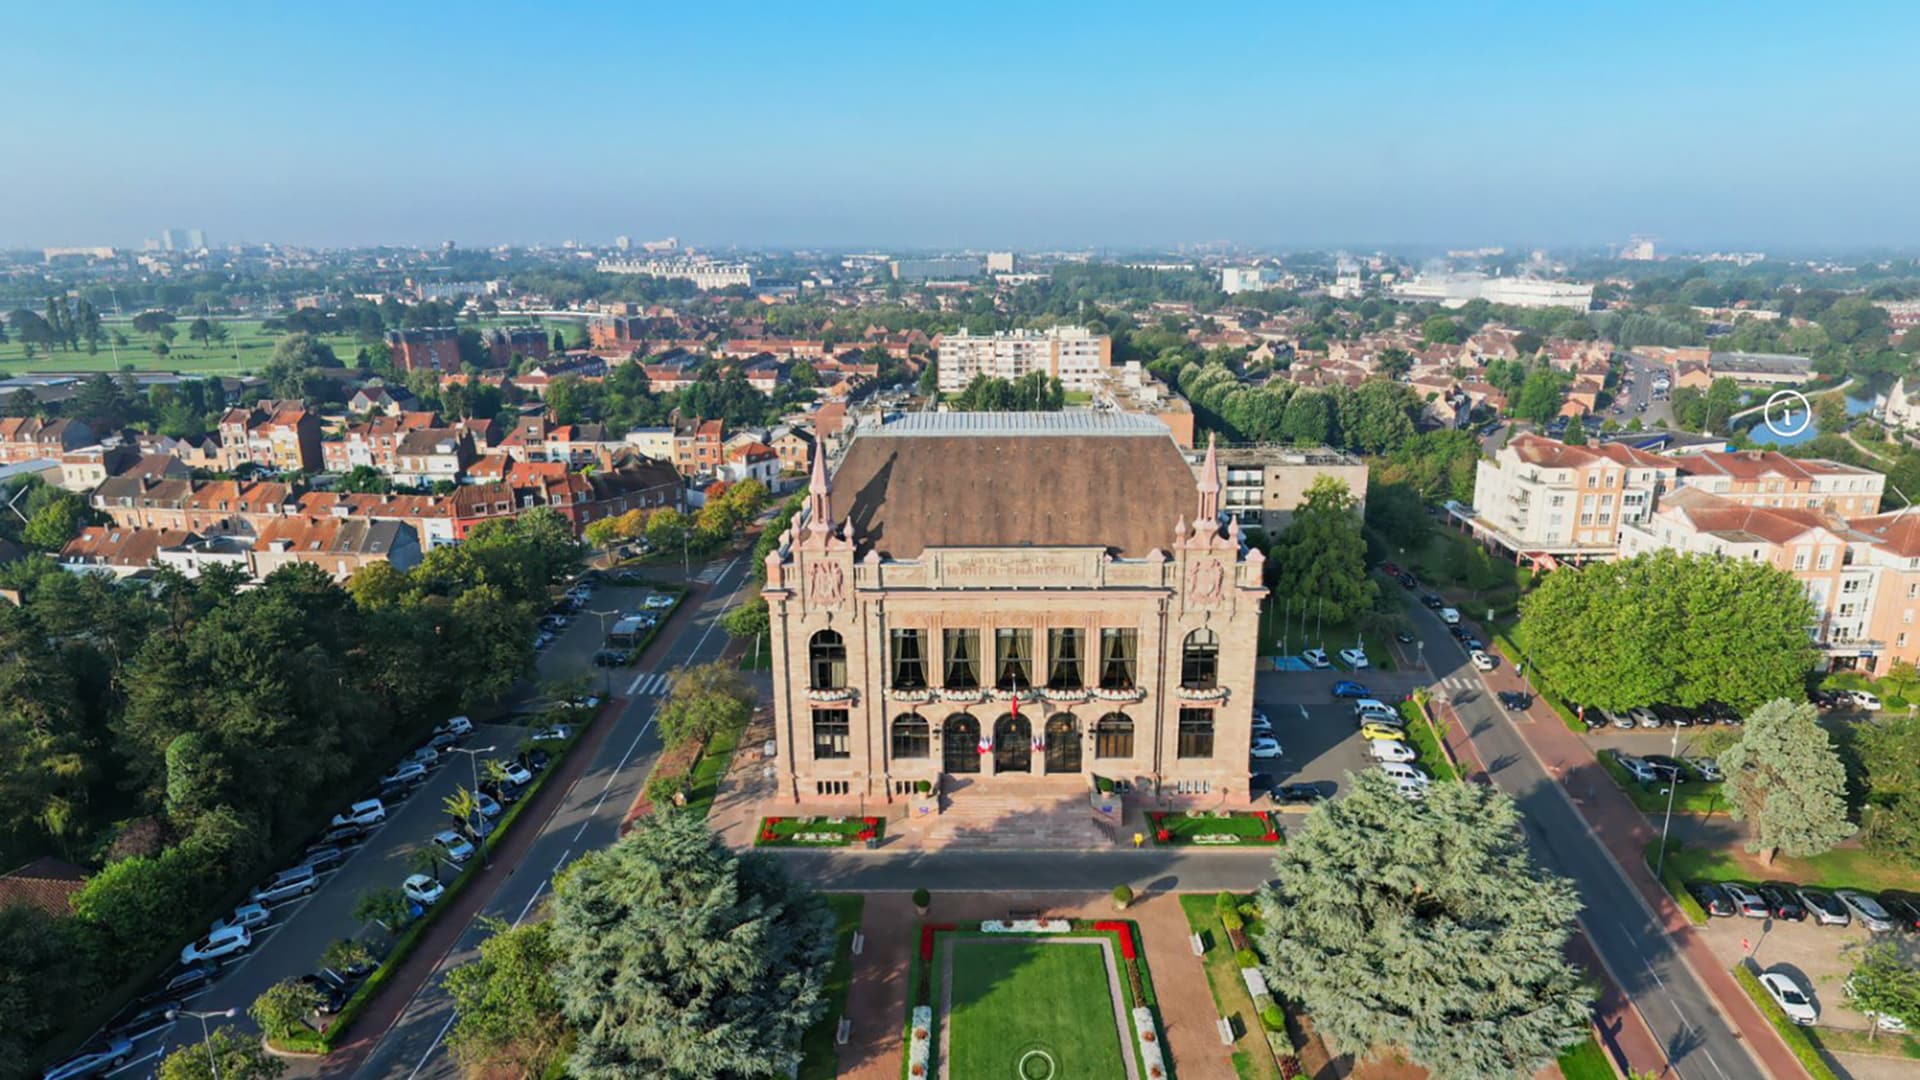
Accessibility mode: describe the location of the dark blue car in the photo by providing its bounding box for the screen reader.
[1332,680,1372,699]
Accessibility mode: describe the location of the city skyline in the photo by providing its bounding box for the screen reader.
[5,2,1919,251]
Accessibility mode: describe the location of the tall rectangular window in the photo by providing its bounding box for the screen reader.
[995,628,1033,691]
[889,629,926,690]
[943,629,979,690]
[812,709,850,760]
[1177,708,1214,759]
[1047,628,1083,690]
[1099,628,1137,690]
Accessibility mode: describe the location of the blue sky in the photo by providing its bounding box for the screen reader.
[3,2,1917,251]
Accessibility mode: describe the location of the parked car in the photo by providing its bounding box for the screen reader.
[1369,738,1416,763]
[593,648,631,667]
[432,830,475,863]
[1877,890,1920,932]
[519,747,552,774]
[1630,707,1661,729]
[377,781,414,805]
[1852,690,1884,711]
[1331,680,1372,699]
[1612,751,1659,784]
[251,864,319,906]
[138,965,216,1009]
[403,873,445,907]
[42,1037,134,1080]
[1760,971,1818,1025]
[1396,572,1416,589]
[1652,704,1693,728]
[380,762,427,787]
[563,695,602,712]
[1812,688,1845,709]
[1377,761,1431,787]
[1420,593,1444,609]
[1642,754,1688,783]
[180,923,252,966]
[1469,649,1495,671]
[319,821,369,846]
[645,593,676,609]
[1338,648,1370,670]
[301,844,345,873]
[1497,691,1532,712]
[1608,709,1635,730]
[405,745,441,769]
[426,730,460,752]
[1798,888,1851,926]
[1685,757,1723,782]
[1379,562,1401,576]
[531,724,573,743]
[1836,889,1896,931]
[1359,722,1405,743]
[1250,736,1283,759]
[1846,976,1912,1032]
[211,902,270,934]
[502,761,535,787]
[1757,882,1808,921]
[1722,882,1771,918]
[299,971,349,1014]
[1688,882,1735,918]
[1273,781,1332,804]
[106,999,180,1042]
[1394,629,1416,644]
[1301,648,1330,669]
[436,715,474,738]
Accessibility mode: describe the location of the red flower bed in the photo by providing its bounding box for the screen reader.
[760,829,776,842]
[1093,920,1136,959]
[1155,828,1170,842]
[920,926,935,962]
[1262,830,1280,842]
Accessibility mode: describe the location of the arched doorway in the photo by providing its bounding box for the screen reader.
[994,713,1031,773]
[942,714,980,774]
[1044,714,1081,774]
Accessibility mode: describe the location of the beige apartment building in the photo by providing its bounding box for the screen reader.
[1669,450,1884,517]
[1470,436,1677,561]
[1201,445,1368,530]
[933,327,1113,393]
[762,414,1267,814]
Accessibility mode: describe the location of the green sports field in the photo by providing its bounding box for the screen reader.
[946,939,1130,1080]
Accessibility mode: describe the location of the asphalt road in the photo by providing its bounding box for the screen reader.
[349,551,754,1080]
[1616,352,1675,428]
[1404,594,1758,1080]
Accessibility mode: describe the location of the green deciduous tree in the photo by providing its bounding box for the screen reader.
[1518,551,1815,713]
[1256,772,1591,1079]
[354,886,411,933]
[1513,367,1568,425]
[1268,476,1375,626]
[719,596,770,640]
[1721,699,1856,864]
[250,978,324,1042]
[551,813,833,1080]
[157,1028,286,1080]
[656,660,755,748]
[1855,711,1920,862]
[1846,943,1920,1039]
[445,918,568,1078]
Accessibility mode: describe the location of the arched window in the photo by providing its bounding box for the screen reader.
[809,629,846,690]
[942,714,980,774]
[1182,628,1219,689]
[891,714,930,759]
[1095,713,1134,759]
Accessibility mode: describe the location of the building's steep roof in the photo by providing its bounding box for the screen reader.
[828,413,1194,559]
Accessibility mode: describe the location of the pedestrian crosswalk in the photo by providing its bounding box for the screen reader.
[694,564,726,583]
[628,671,673,697]
[1438,674,1479,692]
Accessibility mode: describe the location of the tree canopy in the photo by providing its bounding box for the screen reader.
[550,813,834,1080]
[1722,699,1856,864]
[1256,772,1592,1079]
[445,918,568,1078]
[1267,476,1375,626]
[1518,551,1816,713]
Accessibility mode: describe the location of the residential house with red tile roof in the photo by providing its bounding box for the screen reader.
[0,417,95,463]
[0,857,87,916]
[248,516,423,579]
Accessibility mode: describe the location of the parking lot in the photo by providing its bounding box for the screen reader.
[84,575,682,1077]
[1696,909,1912,1035]
[1251,666,1429,805]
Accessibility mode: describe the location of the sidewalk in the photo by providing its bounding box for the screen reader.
[1477,663,1807,1080]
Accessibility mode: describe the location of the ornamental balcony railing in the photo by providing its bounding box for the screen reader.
[1042,686,1091,703]
[1091,685,1146,703]
[805,687,857,704]
[888,686,935,704]
[1176,684,1229,702]
[939,686,986,703]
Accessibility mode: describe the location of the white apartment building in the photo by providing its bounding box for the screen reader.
[595,258,753,290]
[1220,266,1285,294]
[1390,273,1593,311]
[1470,436,1676,559]
[934,327,1113,393]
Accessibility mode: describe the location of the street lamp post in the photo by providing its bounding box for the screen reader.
[1654,726,1681,880]
[590,608,620,697]
[446,745,497,868]
[180,1007,237,1080]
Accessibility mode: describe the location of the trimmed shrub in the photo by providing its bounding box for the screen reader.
[911,887,930,909]
[1220,910,1245,933]
[1111,884,1134,909]
[1235,948,1261,970]
[1261,1004,1286,1032]
[1214,891,1238,916]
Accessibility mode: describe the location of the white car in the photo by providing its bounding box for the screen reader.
[1250,736,1283,759]
[531,725,573,743]
[1846,977,1911,1032]
[502,762,535,787]
[431,830,475,864]
[1469,649,1495,671]
[1761,971,1818,1026]
[1338,648,1370,670]
[1369,738,1416,763]
[402,873,444,907]
[180,923,251,965]
[435,715,473,738]
[1301,648,1330,669]
[644,594,675,609]
[381,762,427,787]
[212,902,270,934]
[332,799,387,828]
[565,695,602,711]
[1836,889,1896,931]
[1852,690,1883,711]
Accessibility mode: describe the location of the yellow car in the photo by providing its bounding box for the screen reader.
[1359,722,1406,742]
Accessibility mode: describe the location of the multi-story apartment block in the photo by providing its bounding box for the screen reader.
[672,418,725,477]
[384,327,462,373]
[391,428,474,487]
[0,418,96,463]
[487,326,551,366]
[933,327,1112,393]
[214,404,323,473]
[1190,446,1369,529]
[1470,435,1678,560]
[1670,449,1885,516]
[595,257,753,290]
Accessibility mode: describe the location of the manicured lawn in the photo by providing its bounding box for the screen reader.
[1151,810,1280,846]
[1260,608,1395,671]
[798,894,866,1080]
[947,939,1129,1080]
[0,319,366,375]
[1595,752,1728,814]
[1654,838,1919,895]
[756,815,884,847]
[681,709,747,822]
[1554,1036,1614,1080]
[1178,895,1284,1080]
[1398,700,1459,783]
[737,632,773,670]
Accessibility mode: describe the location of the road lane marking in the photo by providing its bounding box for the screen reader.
[103,1048,163,1077]
[405,1010,459,1080]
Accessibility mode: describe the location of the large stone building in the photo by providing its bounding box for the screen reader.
[762,413,1268,812]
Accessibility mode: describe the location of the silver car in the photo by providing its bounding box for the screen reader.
[1836,889,1896,932]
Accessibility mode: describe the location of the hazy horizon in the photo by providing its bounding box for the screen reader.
[6,2,1918,252]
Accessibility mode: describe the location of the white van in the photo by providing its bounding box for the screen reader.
[1439,607,1461,626]
[1378,761,1431,786]
[1353,699,1398,722]
[1369,738,1416,763]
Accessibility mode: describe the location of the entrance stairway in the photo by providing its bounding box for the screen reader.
[912,778,1121,849]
